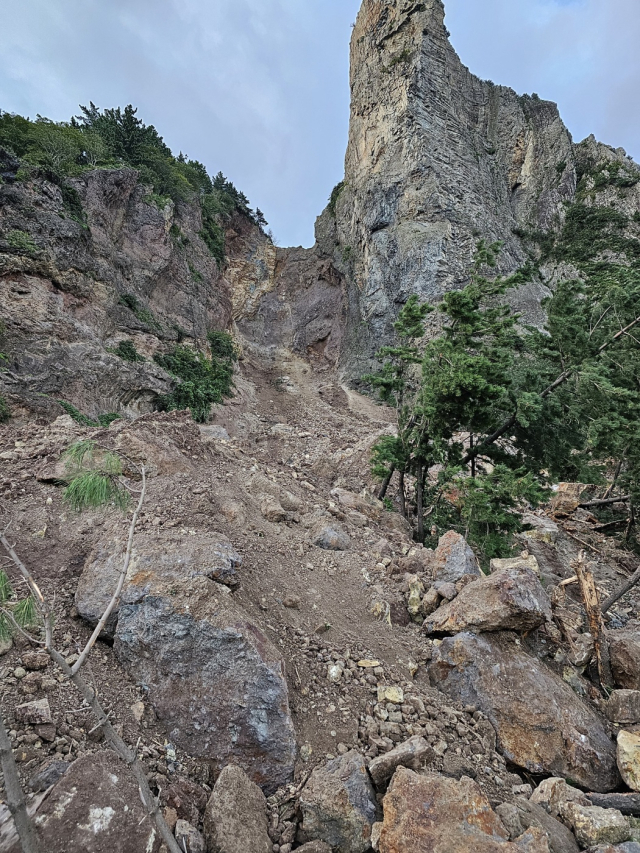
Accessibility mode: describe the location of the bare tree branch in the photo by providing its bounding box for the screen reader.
[0,464,181,853]
[71,467,146,675]
[0,707,39,853]
[602,563,640,616]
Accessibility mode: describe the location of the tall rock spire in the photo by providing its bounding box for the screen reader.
[327,0,577,378]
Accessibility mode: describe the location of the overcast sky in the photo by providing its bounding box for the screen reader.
[1,0,638,247]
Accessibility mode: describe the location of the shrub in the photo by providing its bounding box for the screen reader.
[57,400,121,428]
[110,339,145,363]
[118,293,161,331]
[155,332,236,422]
[328,181,345,216]
[6,229,38,255]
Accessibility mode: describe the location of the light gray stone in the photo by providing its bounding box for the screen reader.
[203,765,271,853]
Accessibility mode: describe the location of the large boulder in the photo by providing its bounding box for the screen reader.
[203,764,271,853]
[3,751,161,853]
[424,563,552,635]
[299,750,378,853]
[609,630,640,690]
[431,531,481,584]
[114,576,296,794]
[76,532,243,636]
[379,768,535,852]
[429,632,620,792]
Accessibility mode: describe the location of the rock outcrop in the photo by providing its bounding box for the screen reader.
[429,632,620,791]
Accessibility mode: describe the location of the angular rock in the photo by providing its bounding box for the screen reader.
[512,798,579,853]
[76,532,243,637]
[14,697,52,725]
[162,777,208,826]
[204,765,271,853]
[530,777,591,816]
[21,650,49,670]
[260,495,288,523]
[368,736,435,788]
[299,750,378,853]
[175,820,205,853]
[429,633,620,791]
[514,827,550,853]
[5,750,161,853]
[610,630,640,690]
[424,563,552,635]
[562,802,630,849]
[607,691,640,725]
[490,554,540,576]
[28,760,68,792]
[618,731,640,792]
[114,576,296,793]
[569,633,595,668]
[432,531,481,584]
[379,768,525,852]
[330,488,382,521]
[296,844,333,853]
[312,523,351,551]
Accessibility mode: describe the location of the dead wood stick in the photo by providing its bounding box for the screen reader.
[563,529,603,555]
[601,563,640,615]
[574,551,613,690]
[71,466,146,675]
[579,494,630,509]
[0,706,39,853]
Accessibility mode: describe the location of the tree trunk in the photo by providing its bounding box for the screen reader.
[0,707,39,853]
[398,471,407,519]
[377,466,395,501]
[470,434,476,478]
[416,464,425,542]
[574,552,614,690]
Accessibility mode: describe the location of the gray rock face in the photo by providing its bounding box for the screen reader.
[424,563,552,635]
[431,531,481,584]
[115,579,296,794]
[299,750,378,853]
[329,0,577,378]
[75,531,243,637]
[429,632,620,792]
[5,750,161,853]
[203,764,272,853]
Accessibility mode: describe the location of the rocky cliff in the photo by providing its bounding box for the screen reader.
[3,0,640,415]
[318,0,640,379]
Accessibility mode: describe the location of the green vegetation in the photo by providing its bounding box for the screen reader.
[367,237,640,564]
[6,229,39,255]
[0,570,37,642]
[154,331,237,423]
[109,339,145,363]
[0,103,262,264]
[118,293,161,331]
[63,439,130,512]
[328,181,345,216]
[58,401,121,428]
